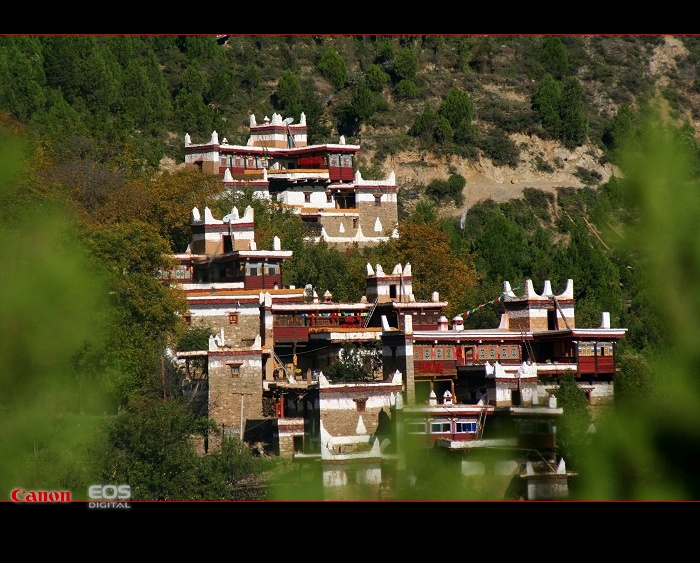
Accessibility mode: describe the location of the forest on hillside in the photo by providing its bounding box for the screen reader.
[2,35,700,500]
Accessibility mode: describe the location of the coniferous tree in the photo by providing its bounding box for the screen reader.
[539,36,569,80]
[558,76,588,148]
[439,87,474,132]
[533,73,562,139]
[317,49,348,91]
[0,36,46,121]
[276,70,302,115]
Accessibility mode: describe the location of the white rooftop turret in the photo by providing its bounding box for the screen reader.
[452,315,464,331]
[543,279,553,297]
[437,316,449,331]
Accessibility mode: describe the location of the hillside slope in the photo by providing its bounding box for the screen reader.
[369,35,690,216]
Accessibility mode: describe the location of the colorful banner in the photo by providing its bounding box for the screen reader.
[463,286,521,317]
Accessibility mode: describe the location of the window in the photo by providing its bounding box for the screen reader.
[304,192,311,203]
[353,398,367,412]
[436,347,443,360]
[501,347,508,358]
[352,218,358,228]
[407,421,427,434]
[326,192,333,204]
[455,421,478,433]
[374,194,382,206]
[182,313,192,326]
[228,313,239,325]
[489,348,496,359]
[445,347,453,360]
[430,420,451,434]
[479,348,486,359]
[423,348,431,360]
[511,347,519,358]
[229,364,241,377]
[519,421,534,434]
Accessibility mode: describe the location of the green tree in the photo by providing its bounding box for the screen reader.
[468,37,494,73]
[92,395,268,500]
[176,35,220,61]
[558,76,588,148]
[350,77,375,123]
[174,87,214,138]
[394,79,418,101]
[366,63,389,92]
[122,59,160,133]
[533,73,562,139]
[409,104,441,145]
[300,84,331,144]
[0,37,46,121]
[207,55,237,108]
[241,64,261,96]
[471,210,529,284]
[80,220,188,406]
[439,87,474,132]
[602,103,636,158]
[392,47,419,82]
[276,70,302,115]
[539,37,569,80]
[317,49,348,91]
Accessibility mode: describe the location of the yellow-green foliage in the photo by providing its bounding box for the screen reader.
[0,127,110,498]
[574,104,700,499]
